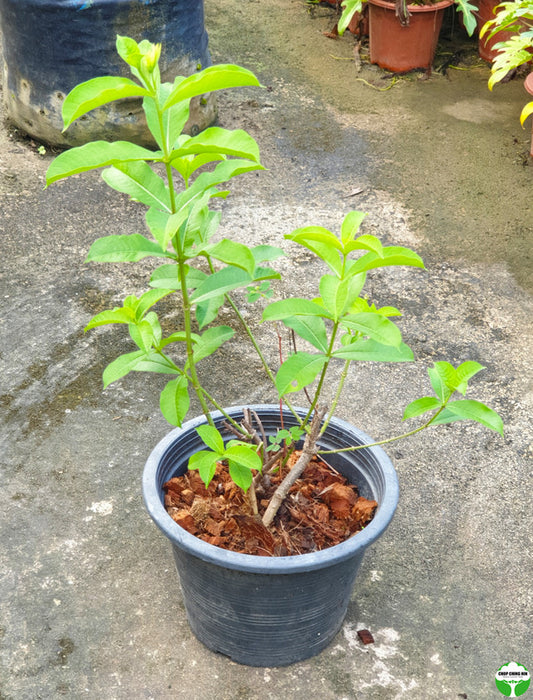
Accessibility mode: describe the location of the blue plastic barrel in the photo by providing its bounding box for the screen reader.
[0,0,216,146]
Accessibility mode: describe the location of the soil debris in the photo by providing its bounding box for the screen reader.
[164,453,377,556]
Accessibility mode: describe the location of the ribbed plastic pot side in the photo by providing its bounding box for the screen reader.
[142,406,399,666]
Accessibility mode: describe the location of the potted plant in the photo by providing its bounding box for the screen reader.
[0,0,214,147]
[338,0,479,72]
[45,36,504,666]
[480,0,533,142]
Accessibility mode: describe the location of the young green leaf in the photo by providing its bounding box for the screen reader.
[85,307,136,331]
[340,312,402,347]
[206,239,257,275]
[160,376,190,427]
[102,350,145,388]
[262,298,334,322]
[455,361,485,394]
[102,162,171,211]
[274,352,327,396]
[428,362,458,402]
[129,318,157,352]
[344,234,384,257]
[45,141,162,186]
[333,339,414,362]
[340,210,367,244]
[346,246,425,276]
[281,315,329,352]
[431,399,504,435]
[134,288,172,320]
[196,425,225,453]
[195,295,226,329]
[85,234,175,263]
[188,450,219,488]
[190,267,253,305]
[286,227,343,276]
[402,396,443,421]
[191,326,235,364]
[61,76,150,130]
[319,275,351,320]
[451,400,505,434]
[169,128,261,163]
[163,64,262,110]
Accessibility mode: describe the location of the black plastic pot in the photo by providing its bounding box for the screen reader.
[0,0,215,146]
[142,405,399,667]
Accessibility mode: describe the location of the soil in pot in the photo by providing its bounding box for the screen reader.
[163,452,377,556]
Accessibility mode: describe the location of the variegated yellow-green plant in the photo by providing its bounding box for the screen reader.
[480,0,533,126]
[46,36,503,527]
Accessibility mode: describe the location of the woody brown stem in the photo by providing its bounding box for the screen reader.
[261,406,327,529]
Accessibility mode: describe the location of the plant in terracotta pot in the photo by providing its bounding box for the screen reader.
[338,0,478,72]
[46,36,504,666]
[480,0,533,136]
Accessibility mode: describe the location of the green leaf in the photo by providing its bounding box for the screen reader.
[333,339,414,362]
[436,399,504,436]
[102,350,145,388]
[191,326,235,363]
[228,461,254,492]
[286,227,343,276]
[402,396,443,420]
[190,267,253,304]
[340,312,402,347]
[196,295,226,329]
[340,211,367,244]
[45,141,161,186]
[129,312,162,351]
[251,245,285,263]
[85,234,174,263]
[428,362,457,402]
[62,76,150,130]
[133,352,180,375]
[160,376,190,427]
[85,307,135,330]
[346,246,425,276]
[345,234,384,257]
[143,81,190,152]
[163,64,262,110]
[225,444,262,472]
[169,128,261,163]
[206,239,257,275]
[275,352,327,396]
[319,275,351,320]
[135,288,172,320]
[338,0,363,35]
[455,361,485,394]
[263,298,333,322]
[188,450,219,488]
[102,162,171,211]
[282,315,329,352]
[454,0,478,36]
[196,425,225,453]
[149,263,183,290]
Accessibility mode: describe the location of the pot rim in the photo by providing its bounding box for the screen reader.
[142,405,399,574]
[368,0,453,12]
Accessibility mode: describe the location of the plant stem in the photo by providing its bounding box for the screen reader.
[320,359,351,436]
[317,409,446,455]
[262,406,327,528]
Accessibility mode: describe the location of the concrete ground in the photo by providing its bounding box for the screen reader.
[1,0,532,698]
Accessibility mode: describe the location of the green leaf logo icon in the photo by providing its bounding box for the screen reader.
[495,662,530,697]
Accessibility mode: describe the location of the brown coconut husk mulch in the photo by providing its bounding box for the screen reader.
[163,452,377,556]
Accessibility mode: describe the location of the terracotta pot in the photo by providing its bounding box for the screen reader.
[368,0,453,73]
[476,0,512,62]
